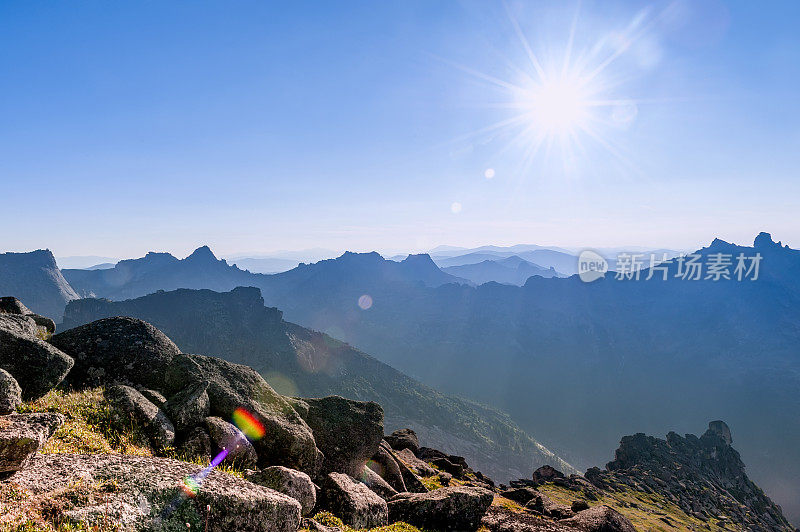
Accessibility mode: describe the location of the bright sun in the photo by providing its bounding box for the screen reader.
[524,77,588,135]
[444,2,663,173]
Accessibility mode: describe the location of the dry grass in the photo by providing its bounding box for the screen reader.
[1,388,151,531]
[17,388,152,457]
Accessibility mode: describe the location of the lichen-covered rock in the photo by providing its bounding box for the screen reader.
[395,447,438,478]
[163,381,210,433]
[0,368,22,414]
[0,297,32,315]
[430,456,464,478]
[391,447,429,493]
[0,412,64,474]
[571,499,590,512]
[525,492,574,519]
[0,313,40,337]
[533,465,565,483]
[50,317,181,390]
[361,465,398,500]
[137,388,167,408]
[385,428,420,454]
[368,441,406,492]
[0,316,74,400]
[560,505,636,531]
[500,486,538,505]
[205,416,258,469]
[289,395,383,478]
[104,385,175,450]
[246,465,316,516]
[29,314,56,334]
[480,506,568,531]
[321,472,388,529]
[13,453,302,531]
[177,426,213,460]
[0,298,55,334]
[387,486,493,531]
[164,353,321,474]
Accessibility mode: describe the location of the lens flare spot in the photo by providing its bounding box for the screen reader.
[366,460,384,478]
[358,294,373,310]
[181,477,200,498]
[450,202,462,214]
[484,168,495,179]
[232,408,266,441]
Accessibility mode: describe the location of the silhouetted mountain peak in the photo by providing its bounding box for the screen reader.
[119,252,179,269]
[184,245,219,263]
[337,251,383,262]
[709,237,731,249]
[754,231,781,249]
[400,253,438,269]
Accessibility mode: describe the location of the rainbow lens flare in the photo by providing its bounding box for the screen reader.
[181,476,200,498]
[232,408,266,441]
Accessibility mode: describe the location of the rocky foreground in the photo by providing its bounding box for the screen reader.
[0,296,796,531]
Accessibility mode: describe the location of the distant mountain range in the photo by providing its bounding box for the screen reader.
[253,232,800,523]
[55,255,119,270]
[427,244,682,275]
[0,250,78,318]
[442,256,562,285]
[60,286,574,482]
[225,256,303,274]
[62,248,469,305]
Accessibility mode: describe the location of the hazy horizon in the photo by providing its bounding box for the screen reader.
[37,228,785,272]
[7,228,793,264]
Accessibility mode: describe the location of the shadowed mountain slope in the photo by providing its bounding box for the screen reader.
[0,250,78,319]
[249,232,800,524]
[61,286,574,482]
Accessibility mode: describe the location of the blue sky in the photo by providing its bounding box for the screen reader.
[1,0,798,258]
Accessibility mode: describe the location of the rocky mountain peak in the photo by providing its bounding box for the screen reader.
[337,251,384,263]
[708,237,732,249]
[0,250,78,319]
[588,421,793,530]
[706,419,732,445]
[400,253,437,267]
[184,245,219,263]
[754,231,781,248]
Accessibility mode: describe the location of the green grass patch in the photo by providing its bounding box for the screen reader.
[305,511,432,532]
[537,482,728,531]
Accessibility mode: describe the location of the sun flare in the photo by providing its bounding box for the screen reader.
[443,2,670,175]
[522,76,589,135]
